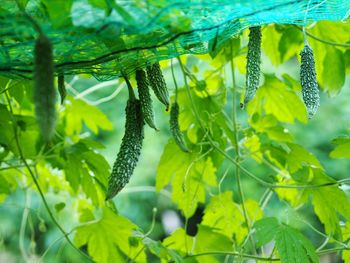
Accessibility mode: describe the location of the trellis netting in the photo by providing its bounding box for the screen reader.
[0,0,349,81]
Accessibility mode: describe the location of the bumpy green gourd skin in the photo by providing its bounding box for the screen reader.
[300,44,320,119]
[170,102,189,153]
[146,62,170,110]
[58,73,66,105]
[244,26,261,106]
[106,99,144,199]
[34,34,56,142]
[136,69,158,130]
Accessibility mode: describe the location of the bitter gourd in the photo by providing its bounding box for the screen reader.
[136,69,158,130]
[34,34,56,142]
[300,44,320,119]
[146,62,170,110]
[106,78,144,200]
[170,102,189,153]
[243,26,262,107]
[58,73,66,105]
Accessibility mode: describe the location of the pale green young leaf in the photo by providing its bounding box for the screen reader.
[171,161,205,218]
[243,134,263,163]
[330,137,350,159]
[286,143,322,174]
[202,191,246,242]
[245,199,263,223]
[322,47,345,94]
[247,75,307,124]
[145,237,185,263]
[275,179,309,207]
[0,170,19,203]
[75,208,146,263]
[162,228,193,254]
[194,225,233,253]
[156,139,193,191]
[170,157,217,218]
[342,223,350,263]
[65,96,112,136]
[249,114,293,142]
[308,21,350,93]
[262,25,282,65]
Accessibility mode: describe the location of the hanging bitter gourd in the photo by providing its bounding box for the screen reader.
[57,73,66,104]
[146,62,170,110]
[106,77,145,200]
[243,26,262,107]
[136,69,158,130]
[170,102,189,153]
[34,33,57,142]
[300,44,320,119]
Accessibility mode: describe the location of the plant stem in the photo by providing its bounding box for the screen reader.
[230,44,256,255]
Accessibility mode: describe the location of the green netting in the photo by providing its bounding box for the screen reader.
[0,0,349,81]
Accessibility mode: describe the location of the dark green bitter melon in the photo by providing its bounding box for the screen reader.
[57,73,66,105]
[34,34,57,142]
[136,69,158,130]
[300,44,320,119]
[243,26,262,107]
[106,84,145,200]
[146,62,170,110]
[170,102,189,153]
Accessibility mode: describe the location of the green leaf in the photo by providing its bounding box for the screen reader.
[322,47,345,94]
[330,137,350,159]
[157,140,217,218]
[275,225,318,263]
[307,170,350,236]
[262,25,282,65]
[177,81,226,131]
[243,134,263,162]
[249,114,293,142]
[342,223,350,263]
[54,202,66,213]
[162,228,193,254]
[278,27,303,62]
[146,237,185,262]
[64,154,82,191]
[247,75,307,124]
[254,218,318,263]
[308,21,350,93]
[194,225,233,253]
[171,157,217,218]
[42,0,73,28]
[64,141,109,200]
[286,143,322,174]
[65,97,112,136]
[202,192,262,243]
[156,139,193,191]
[345,49,350,73]
[254,217,279,247]
[75,208,146,263]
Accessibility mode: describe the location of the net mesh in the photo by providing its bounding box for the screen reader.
[0,0,349,81]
